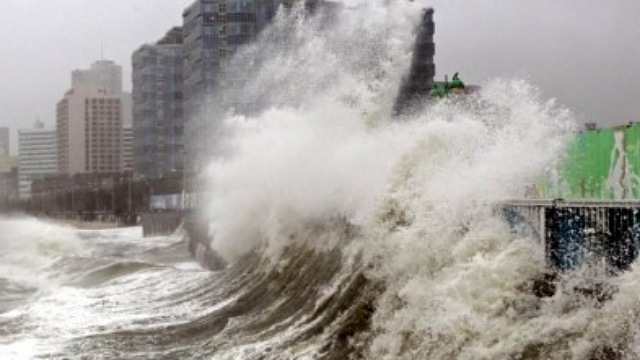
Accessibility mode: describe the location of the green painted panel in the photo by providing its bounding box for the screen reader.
[626,124,640,198]
[560,129,615,199]
[553,123,640,200]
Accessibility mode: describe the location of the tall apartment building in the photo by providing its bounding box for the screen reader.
[0,127,17,208]
[0,167,18,211]
[182,0,281,167]
[57,87,123,175]
[18,120,57,199]
[132,27,185,178]
[0,128,9,156]
[72,60,123,95]
[122,127,134,172]
[182,0,280,109]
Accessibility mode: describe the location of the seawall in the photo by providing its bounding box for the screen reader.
[140,211,183,236]
[183,213,227,270]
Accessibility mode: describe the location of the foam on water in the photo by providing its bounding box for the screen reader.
[0,217,219,358]
[0,217,86,288]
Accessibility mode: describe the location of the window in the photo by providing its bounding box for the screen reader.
[204,34,218,49]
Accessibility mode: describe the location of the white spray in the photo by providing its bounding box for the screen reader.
[194,2,640,358]
[0,217,86,288]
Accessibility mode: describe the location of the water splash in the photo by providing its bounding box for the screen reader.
[0,217,86,288]
[200,2,575,260]
[188,2,640,359]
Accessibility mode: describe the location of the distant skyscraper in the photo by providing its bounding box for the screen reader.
[132,27,185,178]
[18,120,57,199]
[72,60,123,95]
[57,87,123,175]
[0,128,9,156]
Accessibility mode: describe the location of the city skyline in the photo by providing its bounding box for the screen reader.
[1,0,640,155]
[0,0,193,154]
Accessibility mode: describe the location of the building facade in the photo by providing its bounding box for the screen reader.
[72,60,123,95]
[182,0,280,107]
[0,166,18,211]
[57,87,123,175]
[132,27,185,178]
[18,121,58,199]
[123,127,134,172]
[182,0,281,166]
[0,127,9,156]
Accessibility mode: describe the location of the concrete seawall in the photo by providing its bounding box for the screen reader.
[140,210,226,270]
[140,212,183,236]
[183,213,227,270]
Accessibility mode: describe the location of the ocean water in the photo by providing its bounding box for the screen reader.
[2,2,638,359]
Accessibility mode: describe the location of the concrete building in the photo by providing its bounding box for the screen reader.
[182,0,280,109]
[0,127,9,156]
[0,166,19,211]
[181,0,282,167]
[0,127,18,208]
[132,27,185,178]
[18,120,58,199]
[123,127,134,172]
[0,156,17,173]
[72,60,123,95]
[57,87,123,175]
[122,92,133,172]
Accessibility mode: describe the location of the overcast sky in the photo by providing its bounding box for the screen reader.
[0,0,638,153]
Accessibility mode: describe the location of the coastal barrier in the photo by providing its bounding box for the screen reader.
[140,211,183,236]
[502,200,640,272]
[183,213,227,270]
[152,199,640,275]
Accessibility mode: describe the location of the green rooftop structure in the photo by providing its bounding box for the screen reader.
[429,72,466,98]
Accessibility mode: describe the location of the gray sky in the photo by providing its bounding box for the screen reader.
[0,0,192,153]
[1,0,638,153]
[429,0,640,127]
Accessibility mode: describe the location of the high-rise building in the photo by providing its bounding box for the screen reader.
[122,127,134,172]
[0,166,18,211]
[0,126,18,208]
[182,0,281,167]
[182,0,281,110]
[0,127,9,156]
[57,87,123,175]
[18,120,57,199]
[132,27,185,178]
[72,60,123,95]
